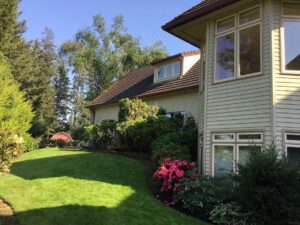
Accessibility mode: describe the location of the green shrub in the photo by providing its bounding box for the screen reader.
[151,128,198,162]
[152,143,190,163]
[23,133,39,152]
[174,175,234,218]
[0,129,25,173]
[71,126,91,141]
[89,121,117,149]
[235,144,300,225]
[210,202,260,225]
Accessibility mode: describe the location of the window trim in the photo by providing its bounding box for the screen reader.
[154,60,182,83]
[237,132,263,142]
[214,4,262,83]
[213,133,235,142]
[280,17,300,75]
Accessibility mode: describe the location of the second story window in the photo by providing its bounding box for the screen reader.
[282,1,300,74]
[157,61,181,81]
[215,6,262,82]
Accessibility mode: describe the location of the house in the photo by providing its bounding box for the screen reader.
[87,51,201,123]
[162,0,300,175]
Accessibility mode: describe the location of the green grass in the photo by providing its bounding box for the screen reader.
[0,148,208,225]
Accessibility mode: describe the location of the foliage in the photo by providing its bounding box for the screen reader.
[151,128,198,163]
[151,143,190,163]
[71,126,91,141]
[118,98,159,122]
[0,148,207,225]
[23,133,39,152]
[39,139,79,149]
[153,159,197,193]
[210,202,260,225]
[235,144,300,225]
[174,175,234,218]
[0,129,25,173]
[89,121,117,149]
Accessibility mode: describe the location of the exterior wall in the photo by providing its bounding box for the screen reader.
[93,90,199,124]
[273,0,300,149]
[94,104,119,124]
[202,0,274,175]
[182,55,201,75]
[145,90,199,122]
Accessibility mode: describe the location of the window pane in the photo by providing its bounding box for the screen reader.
[238,145,261,164]
[287,146,300,166]
[239,7,260,25]
[283,2,300,16]
[214,134,234,141]
[283,20,300,71]
[158,66,165,79]
[217,17,235,33]
[214,145,234,176]
[166,64,172,77]
[287,134,300,141]
[238,133,262,140]
[174,61,181,76]
[216,33,235,80]
[239,24,261,75]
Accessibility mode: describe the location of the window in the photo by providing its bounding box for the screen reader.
[212,132,263,176]
[215,6,261,81]
[166,111,185,120]
[282,1,300,73]
[285,132,300,165]
[156,61,181,81]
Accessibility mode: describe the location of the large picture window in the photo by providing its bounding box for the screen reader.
[212,132,263,176]
[215,6,261,82]
[282,1,300,73]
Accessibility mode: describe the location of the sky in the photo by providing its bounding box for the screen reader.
[19,0,200,55]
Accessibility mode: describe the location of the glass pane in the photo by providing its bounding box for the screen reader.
[217,17,235,33]
[158,66,165,79]
[283,20,300,71]
[214,145,234,176]
[239,24,261,75]
[238,145,261,164]
[238,133,262,140]
[166,64,173,77]
[216,33,235,80]
[283,2,300,16]
[287,146,300,166]
[287,134,300,141]
[214,134,234,141]
[239,7,260,25]
[174,61,181,76]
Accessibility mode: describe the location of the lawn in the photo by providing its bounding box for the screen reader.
[0,148,208,225]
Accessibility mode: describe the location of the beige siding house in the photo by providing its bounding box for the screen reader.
[87,51,201,124]
[163,0,300,175]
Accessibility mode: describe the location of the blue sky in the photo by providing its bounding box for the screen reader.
[19,0,200,55]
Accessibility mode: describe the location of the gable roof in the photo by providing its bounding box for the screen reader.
[162,0,240,31]
[87,54,200,109]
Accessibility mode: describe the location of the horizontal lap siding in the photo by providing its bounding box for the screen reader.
[203,0,272,175]
[273,0,300,149]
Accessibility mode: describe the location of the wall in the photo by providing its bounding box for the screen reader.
[94,104,119,124]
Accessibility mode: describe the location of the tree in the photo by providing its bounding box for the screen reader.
[54,56,70,131]
[61,14,168,127]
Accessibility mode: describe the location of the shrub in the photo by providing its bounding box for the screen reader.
[235,144,300,225]
[23,133,39,152]
[210,202,260,225]
[174,175,234,218]
[151,128,198,162]
[0,129,25,173]
[89,121,117,149]
[71,126,90,141]
[153,159,197,193]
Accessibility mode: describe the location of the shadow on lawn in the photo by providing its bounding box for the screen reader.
[10,152,145,190]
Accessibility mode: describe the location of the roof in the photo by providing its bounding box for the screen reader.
[87,54,200,108]
[162,0,240,31]
[152,50,200,65]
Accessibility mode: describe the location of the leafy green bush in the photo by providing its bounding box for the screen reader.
[235,144,300,225]
[0,129,25,173]
[210,202,260,225]
[151,128,198,162]
[174,175,234,218]
[71,126,91,141]
[23,133,39,152]
[89,121,117,149]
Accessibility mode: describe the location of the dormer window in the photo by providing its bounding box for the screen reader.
[156,61,181,81]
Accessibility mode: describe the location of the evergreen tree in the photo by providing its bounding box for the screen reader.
[54,56,70,131]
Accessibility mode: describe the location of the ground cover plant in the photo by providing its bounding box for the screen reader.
[0,148,208,225]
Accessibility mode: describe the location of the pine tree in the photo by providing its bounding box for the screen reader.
[54,56,70,131]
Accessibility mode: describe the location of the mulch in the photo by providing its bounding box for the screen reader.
[0,199,17,225]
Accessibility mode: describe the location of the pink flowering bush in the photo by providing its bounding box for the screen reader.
[153,158,197,193]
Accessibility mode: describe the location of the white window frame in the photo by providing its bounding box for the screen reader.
[214,5,262,83]
[281,9,300,75]
[154,60,181,82]
[212,131,263,176]
[284,132,300,162]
